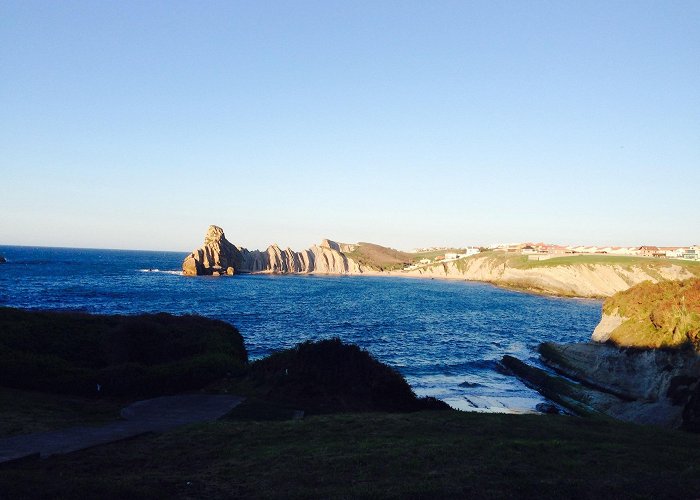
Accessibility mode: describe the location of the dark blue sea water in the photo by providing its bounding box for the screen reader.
[0,245,601,412]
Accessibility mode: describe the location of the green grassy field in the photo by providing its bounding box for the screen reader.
[522,255,700,270]
[0,387,123,438]
[2,409,699,499]
[446,251,700,274]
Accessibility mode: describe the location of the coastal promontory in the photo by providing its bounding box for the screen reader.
[182,225,362,276]
[504,278,700,431]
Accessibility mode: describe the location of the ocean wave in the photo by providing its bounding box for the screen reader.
[138,269,182,275]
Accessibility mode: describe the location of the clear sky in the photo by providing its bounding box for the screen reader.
[1,1,698,252]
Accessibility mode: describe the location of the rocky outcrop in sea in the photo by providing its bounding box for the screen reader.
[503,278,700,431]
[183,225,362,276]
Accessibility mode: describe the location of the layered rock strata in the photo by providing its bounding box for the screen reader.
[182,226,241,276]
[503,279,700,430]
[182,226,697,298]
[183,226,362,276]
[401,257,695,298]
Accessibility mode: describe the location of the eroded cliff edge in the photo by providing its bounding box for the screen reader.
[503,278,700,431]
[398,256,696,298]
[182,226,698,298]
[183,226,362,276]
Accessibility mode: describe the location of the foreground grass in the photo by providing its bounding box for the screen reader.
[2,411,699,499]
[0,387,122,438]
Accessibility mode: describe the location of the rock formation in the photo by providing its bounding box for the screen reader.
[401,255,697,298]
[0,255,5,264]
[182,226,363,276]
[182,226,698,298]
[182,226,241,276]
[503,278,700,430]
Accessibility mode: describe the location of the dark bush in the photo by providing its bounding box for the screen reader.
[0,307,248,397]
[248,338,450,413]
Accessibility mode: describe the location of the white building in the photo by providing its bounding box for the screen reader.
[666,248,686,259]
[683,245,700,261]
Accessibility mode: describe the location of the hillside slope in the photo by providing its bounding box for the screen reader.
[592,278,700,349]
[398,253,699,298]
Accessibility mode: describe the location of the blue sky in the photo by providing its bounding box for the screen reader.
[1,1,698,251]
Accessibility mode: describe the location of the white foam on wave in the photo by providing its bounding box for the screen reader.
[138,269,182,275]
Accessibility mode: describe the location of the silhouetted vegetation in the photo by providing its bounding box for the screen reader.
[247,338,449,413]
[0,307,247,397]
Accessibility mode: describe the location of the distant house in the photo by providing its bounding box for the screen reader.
[463,247,480,257]
[444,253,460,261]
[639,246,659,258]
[665,248,686,259]
[521,245,536,255]
[683,245,700,261]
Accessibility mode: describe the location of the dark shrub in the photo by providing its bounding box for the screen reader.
[248,338,450,413]
[0,307,247,397]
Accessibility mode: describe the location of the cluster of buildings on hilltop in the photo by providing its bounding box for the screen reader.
[404,247,481,270]
[489,243,700,261]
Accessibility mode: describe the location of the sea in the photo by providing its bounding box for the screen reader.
[0,245,601,412]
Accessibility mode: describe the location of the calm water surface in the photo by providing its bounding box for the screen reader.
[0,246,601,411]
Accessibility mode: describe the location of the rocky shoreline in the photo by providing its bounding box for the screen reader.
[503,279,700,431]
[182,225,696,299]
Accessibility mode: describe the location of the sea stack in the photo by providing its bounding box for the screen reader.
[182,225,240,276]
[183,225,363,276]
[0,255,5,263]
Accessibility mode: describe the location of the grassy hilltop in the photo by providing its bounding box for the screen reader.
[343,242,467,271]
[601,278,700,350]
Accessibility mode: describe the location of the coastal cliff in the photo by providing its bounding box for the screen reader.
[183,226,362,276]
[399,254,696,298]
[504,278,700,430]
[182,226,698,297]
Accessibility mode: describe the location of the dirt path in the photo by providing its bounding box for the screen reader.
[0,394,242,464]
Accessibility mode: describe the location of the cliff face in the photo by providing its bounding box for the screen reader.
[183,226,362,276]
[401,255,696,298]
[183,228,697,298]
[505,279,700,431]
[538,342,700,429]
[182,226,242,276]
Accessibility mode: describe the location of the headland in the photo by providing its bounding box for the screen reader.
[182,225,700,298]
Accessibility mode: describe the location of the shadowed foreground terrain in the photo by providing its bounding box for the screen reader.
[0,307,247,397]
[2,308,699,498]
[2,410,699,499]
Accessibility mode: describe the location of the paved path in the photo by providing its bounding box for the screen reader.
[0,394,243,464]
